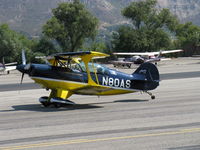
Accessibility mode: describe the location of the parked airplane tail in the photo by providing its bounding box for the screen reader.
[2,57,5,68]
[132,62,159,90]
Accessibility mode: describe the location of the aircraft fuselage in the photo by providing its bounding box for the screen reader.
[17,63,159,96]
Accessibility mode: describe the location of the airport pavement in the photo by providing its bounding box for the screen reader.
[0,57,200,150]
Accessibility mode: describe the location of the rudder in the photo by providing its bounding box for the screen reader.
[133,62,159,81]
[132,62,159,90]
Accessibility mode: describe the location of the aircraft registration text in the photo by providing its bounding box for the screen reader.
[102,76,131,88]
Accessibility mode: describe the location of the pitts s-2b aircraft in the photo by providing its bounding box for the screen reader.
[17,51,160,107]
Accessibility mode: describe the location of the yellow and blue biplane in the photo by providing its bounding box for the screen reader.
[17,51,159,107]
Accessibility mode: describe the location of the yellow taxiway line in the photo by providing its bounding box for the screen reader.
[1,128,200,150]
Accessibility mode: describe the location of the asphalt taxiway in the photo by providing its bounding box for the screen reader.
[0,57,200,150]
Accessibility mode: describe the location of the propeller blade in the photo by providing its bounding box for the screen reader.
[20,73,25,84]
[22,50,26,65]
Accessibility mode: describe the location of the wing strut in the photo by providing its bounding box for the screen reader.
[81,55,98,86]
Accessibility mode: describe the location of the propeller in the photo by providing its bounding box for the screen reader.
[19,50,27,85]
[20,73,25,84]
[22,49,26,65]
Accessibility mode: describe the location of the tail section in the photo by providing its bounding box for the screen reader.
[133,62,159,81]
[1,57,6,68]
[156,50,162,58]
[132,62,159,90]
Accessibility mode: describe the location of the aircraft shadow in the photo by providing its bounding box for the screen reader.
[0,99,148,112]
[84,99,148,105]
[168,145,200,150]
[114,99,148,103]
[10,103,103,112]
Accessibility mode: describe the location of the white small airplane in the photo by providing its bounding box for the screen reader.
[0,58,17,74]
[112,49,183,67]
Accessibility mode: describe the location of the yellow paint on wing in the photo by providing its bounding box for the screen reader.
[32,77,87,91]
[32,77,136,96]
[98,89,133,95]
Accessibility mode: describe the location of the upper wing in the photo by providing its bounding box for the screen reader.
[113,49,183,56]
[52,51,109,60]
[47,51,109,65]
[113,52,154,56]
[4,62,17,66]
[159,49,183,54]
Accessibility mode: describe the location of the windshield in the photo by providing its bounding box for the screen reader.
[77,62,109,74]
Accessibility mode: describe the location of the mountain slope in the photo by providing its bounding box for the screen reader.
[0,0,199,36]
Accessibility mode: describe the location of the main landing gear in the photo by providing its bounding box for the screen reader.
[39,96,75,108]
[145,91,155,100]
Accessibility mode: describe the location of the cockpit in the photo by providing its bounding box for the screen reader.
[73,62,110,75]
[50,56,110,76]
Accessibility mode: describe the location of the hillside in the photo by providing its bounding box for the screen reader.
[0,0,199,36]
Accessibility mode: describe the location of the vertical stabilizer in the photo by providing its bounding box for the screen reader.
[133,62,159,81]
[132,62,159,90]
[2,57,5,68]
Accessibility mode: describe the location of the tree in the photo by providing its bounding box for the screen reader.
[122,0,157,30]
[84,42,107,53]
[0,24,33,62]
[113,0,178,52]
[32,37,58,56]
[175,22,200,56]
[43,0,99,52]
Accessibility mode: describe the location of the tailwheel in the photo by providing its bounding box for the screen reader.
[151,95,155,100]
[145,91,155,100]
[39,96,51,107]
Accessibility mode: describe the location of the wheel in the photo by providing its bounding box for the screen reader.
[39,96,50,107]
[41,101,51,107]
[53,103,62,108]
[151,95,155,99]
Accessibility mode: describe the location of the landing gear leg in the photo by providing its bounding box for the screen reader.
[145,91,155,100]
[39,89,74,108]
